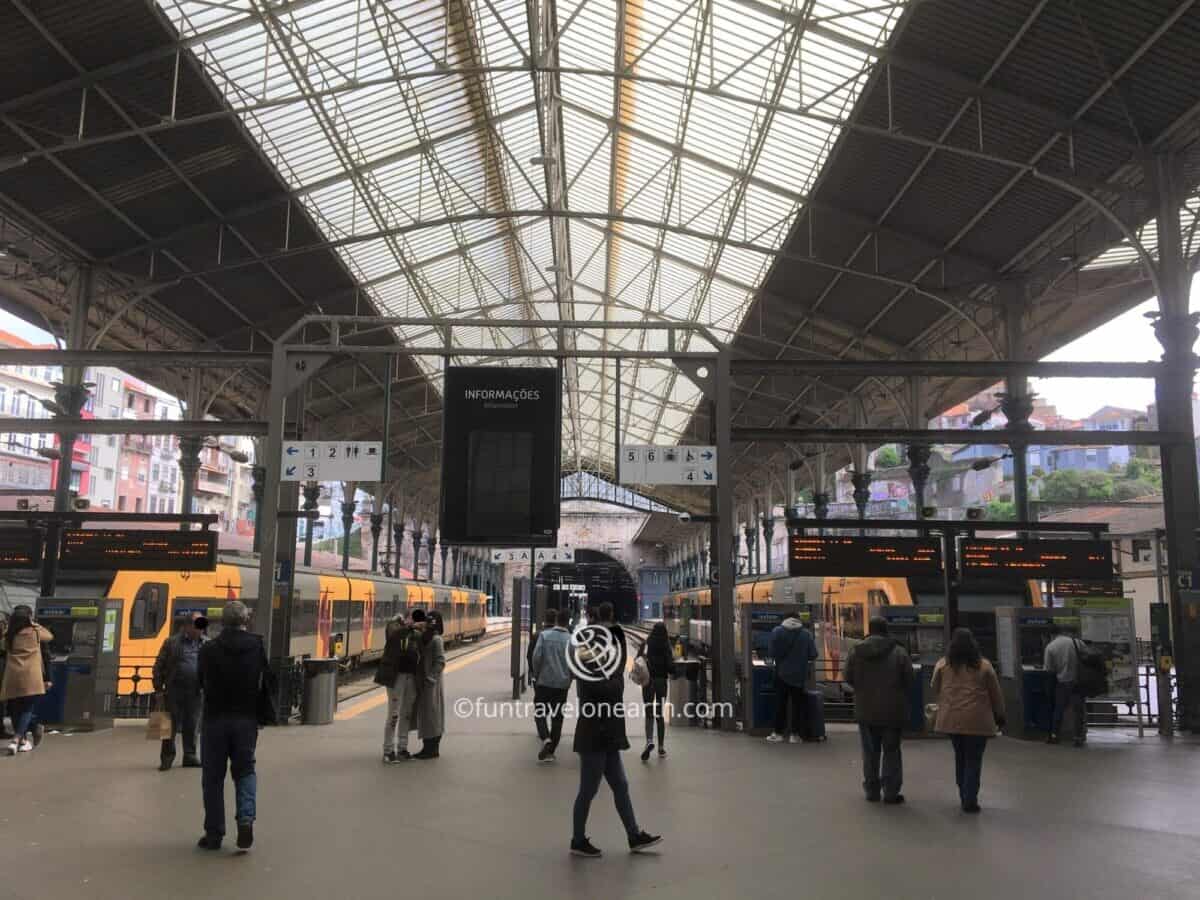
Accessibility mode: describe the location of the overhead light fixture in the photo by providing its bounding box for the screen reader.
[0,155,29,174]
[529,155,557,166]
[35,446,62,461]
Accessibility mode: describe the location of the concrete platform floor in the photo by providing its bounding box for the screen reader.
[2,640,1199,900]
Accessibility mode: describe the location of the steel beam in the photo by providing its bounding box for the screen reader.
[732,427,1185,447]
[0,418,268,436]
[729,359,1175,379]
[0,349,271,367]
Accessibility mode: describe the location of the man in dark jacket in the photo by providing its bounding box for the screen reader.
[766,613,818,744]
[153,611,207,770]
[196,601,270,852]
[569,612,660,858]
[842,617,914,805]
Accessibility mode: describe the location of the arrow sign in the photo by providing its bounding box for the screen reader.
[703,470,714,481]
[285,465,297,477]
[286,446,300,456]
[701,450,714,460]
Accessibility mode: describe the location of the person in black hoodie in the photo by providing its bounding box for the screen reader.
[639,622,673,761]
[569,605,661,859]
[196,601,270,852]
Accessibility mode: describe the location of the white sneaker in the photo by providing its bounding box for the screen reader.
[765,733,785,743]
[788,735,800,744]
[17,740,33,753]
[5,741,17,756]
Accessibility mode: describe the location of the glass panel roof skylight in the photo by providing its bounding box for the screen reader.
[156,0,904,470]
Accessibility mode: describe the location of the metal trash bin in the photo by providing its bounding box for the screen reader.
[301,658,339,725]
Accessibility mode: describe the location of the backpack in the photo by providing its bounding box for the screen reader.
[1073,639,1108,698]
[376,629,421,686]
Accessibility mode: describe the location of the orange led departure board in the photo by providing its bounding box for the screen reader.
[788,535,942,577]
[959,539,1111,581]
[0,528,42,569]
[59,529,218,571]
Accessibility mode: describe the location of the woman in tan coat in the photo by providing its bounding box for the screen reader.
[931,628,1006,814]
[1,605,53,754]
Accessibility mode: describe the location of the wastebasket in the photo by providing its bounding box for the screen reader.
[301,658,339,725]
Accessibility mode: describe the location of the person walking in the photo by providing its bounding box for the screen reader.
[0,605,52,755]
[377,610,423,763]
[531,608,559,745]
[413,610,445,759]
[153,612,208,770]
[930,628,1006,814]
[1044,623,1086,746]
[531,608,572,763]
[569,616,661,858]
[639,622,673,761]
[0,612,10,740]
[197,601,272,852]
[766,611,818,744]
[842,616,914,805]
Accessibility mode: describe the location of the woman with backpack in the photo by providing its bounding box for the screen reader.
[930,628,1006,813]
[638,623,673,762]
[414,610,445,759]
[0,605,53,755]
[378,610,424,764]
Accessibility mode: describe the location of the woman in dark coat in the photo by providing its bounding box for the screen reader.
[569,622,662,858]
[639,622,673,761]
[414,610,445,759]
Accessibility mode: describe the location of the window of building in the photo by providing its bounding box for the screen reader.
[111,377,120,394]
[101,499,111,509]
[151,464,159,481]
[137,470,146,483]
[135,497,143,513]
[120,465,129,480]
[0,387,7,412]
[108,405,119,418]
[107,435,116,448]
[43,367,53,382]
[117,495,126,511]
[69,471,81,491]
[143,398,151,413]
[129,582,168,640]
[103,468,113,481]
[89,447,99,465]
[1132,538,1154,564]
[126,393,134,408]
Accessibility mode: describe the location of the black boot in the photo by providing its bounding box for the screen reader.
[414,737,441,759]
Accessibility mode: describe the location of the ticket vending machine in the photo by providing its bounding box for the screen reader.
[34,598,123,731]
[871,606,945,733]
[994,607,1081,739]
[741,604,819,734]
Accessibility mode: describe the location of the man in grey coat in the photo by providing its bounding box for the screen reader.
[153,612,207,771]
[842,617,914,805]
[531,608,573,762]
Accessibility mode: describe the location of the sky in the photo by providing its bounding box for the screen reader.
[0,273,1194,421]
[1030,276,1198,419]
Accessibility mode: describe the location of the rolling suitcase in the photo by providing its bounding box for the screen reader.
[803,690,826,742]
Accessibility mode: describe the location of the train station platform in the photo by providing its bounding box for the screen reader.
[4,640,1199,900]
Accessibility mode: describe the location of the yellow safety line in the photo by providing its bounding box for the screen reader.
[335,638,513,720]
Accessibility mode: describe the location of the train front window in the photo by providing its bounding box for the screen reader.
[130,583,168,639]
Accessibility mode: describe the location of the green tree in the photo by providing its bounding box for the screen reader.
[1113,479,1156,501]
[1041,469,1114,503]
[986,499,1016,520]
[1123,458,1162,488]
[874,446,901,469]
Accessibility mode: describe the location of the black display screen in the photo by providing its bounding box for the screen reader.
[0,528,42,569]
[59,529,218,571]
[440,366,561,546]
[788,535,943,577]
[960,539,1112,581]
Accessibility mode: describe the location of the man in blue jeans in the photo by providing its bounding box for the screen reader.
[197,601,270,852]
[843,617,914,805]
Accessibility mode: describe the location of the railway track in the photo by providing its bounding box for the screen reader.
[336,631,511,705]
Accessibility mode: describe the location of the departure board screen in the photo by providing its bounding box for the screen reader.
[788,536,942,577]
[59,529,218,571]
[959,539,1112,581]
[0,528,42,569]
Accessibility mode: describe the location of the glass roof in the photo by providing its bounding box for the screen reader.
[156,0,904,469]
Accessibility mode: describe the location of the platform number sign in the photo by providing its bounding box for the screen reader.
[281,440,384,482]
[619,445,717,486]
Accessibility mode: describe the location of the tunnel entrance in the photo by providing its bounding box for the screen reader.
[537,549,639,624]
